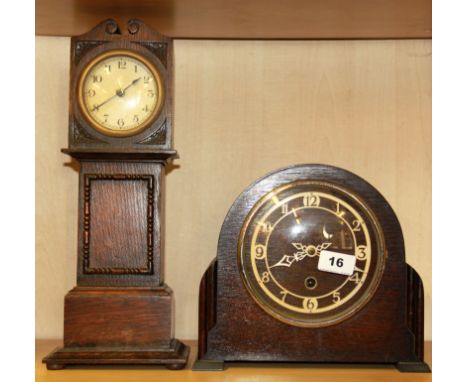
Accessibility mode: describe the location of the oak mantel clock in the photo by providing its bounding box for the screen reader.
[42,19,189,370]
[195,164,430,372]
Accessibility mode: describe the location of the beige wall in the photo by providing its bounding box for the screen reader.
[36,37,432,340]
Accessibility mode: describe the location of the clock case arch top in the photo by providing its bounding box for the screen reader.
[196,164,429,372]
[66,19,175,159]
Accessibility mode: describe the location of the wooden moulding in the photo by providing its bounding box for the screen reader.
[75,161,165,287]
[43,340,189,370]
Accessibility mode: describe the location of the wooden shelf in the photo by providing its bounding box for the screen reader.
[36,339,432,381]
[36,0,431,39]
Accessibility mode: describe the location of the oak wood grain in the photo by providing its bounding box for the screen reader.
[35,0,432,39]
[76,162,163,286]
[63,287,173,347]
[88,178,148,270]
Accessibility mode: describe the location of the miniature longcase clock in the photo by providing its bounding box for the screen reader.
[42,19,189,370]
[195,164,430,372]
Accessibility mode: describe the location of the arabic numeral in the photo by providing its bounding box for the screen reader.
[280,290,287,301]
[352,220,362,231]
[332,291,341,303]
[261,272,270,283]
[117,118,125,127]
[356,245,368,260]
[143,76,150,84]
[349,273,360,284]
[303,193,320,207]
[303,297,317,312]
[254,245,266,260]
[259,221,272,233]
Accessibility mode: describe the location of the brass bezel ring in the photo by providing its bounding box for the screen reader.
[76,49,165,137]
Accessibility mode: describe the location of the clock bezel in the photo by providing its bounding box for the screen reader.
[238,179,387,328]
[76,49,165,137]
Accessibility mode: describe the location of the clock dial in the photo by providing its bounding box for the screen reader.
[238,180,385,327]
[77,50,164,136]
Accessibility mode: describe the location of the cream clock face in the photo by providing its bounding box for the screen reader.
[238,181,385,328]
[77,50,164,136]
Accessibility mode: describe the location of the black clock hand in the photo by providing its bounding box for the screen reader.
[92,92,119,111]
[116,77,141,97]
[92,78,142,111]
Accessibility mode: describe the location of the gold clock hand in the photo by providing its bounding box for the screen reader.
[294,242,332,258]
[270,254,297,268]
[315,242,332,255]
[270,243,310,268]
[270,242,332,268]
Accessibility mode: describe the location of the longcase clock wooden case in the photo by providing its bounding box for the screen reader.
[42,19,189,370]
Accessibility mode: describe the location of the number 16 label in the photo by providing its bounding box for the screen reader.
[318,250,356,276]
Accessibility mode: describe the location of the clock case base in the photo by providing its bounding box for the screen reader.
[196,260,430,373]
[42,285,189,370]
[196,165,430,373]
[193,360,431,372]
[43,339,189,370]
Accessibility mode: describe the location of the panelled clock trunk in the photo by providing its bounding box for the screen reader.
[42,19,189,370]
